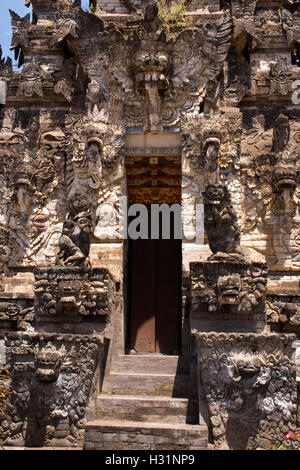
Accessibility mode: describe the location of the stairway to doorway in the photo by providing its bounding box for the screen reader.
[84,354,208,450]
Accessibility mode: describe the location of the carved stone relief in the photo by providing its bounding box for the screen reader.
[34,267,113,320]
[1,332,105,447]
[191,261,267,313]
[0,0,299,452]
[196,332,297,450]
[203,183,245,262]
[241,111,300,268]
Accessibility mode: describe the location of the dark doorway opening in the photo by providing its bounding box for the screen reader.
[127,206,182,354]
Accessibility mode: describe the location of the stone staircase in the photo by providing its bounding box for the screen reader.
[84,354,208,450]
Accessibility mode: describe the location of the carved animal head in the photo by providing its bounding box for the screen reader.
[203,183,229,207]
[134,37,169,88]
[217,274,241,305]
[274,163,296,191]
[229,348,271,390]
[35,349,62,382]
[233,355,261,380]
[57,280,83,312]
[68,192,89,215]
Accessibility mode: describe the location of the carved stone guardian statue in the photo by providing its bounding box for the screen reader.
[203,183,245,262]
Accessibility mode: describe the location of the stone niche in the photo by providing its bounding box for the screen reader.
[195,332,297,450]
[190,261,268,332]
[1,331,108,448]
[34,267,115,326]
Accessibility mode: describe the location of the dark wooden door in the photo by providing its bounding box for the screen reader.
[128,217,181,353]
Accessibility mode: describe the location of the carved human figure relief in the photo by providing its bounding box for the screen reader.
[87,138,103,190]
[94,203,119,240]
[86,80,102,114]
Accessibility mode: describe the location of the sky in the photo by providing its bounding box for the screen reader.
[0,0,90,67]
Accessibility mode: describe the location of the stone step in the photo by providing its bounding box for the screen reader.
[101,372,189,397]
[111,354,188,375]
[84,420,208,450]
[96,395,198,424]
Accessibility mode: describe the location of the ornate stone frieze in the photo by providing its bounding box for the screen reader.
[195,332,297,449]
[190,261,267,313]
[3,113,66,267]
[77,9,232,130]
[34,267,113,320]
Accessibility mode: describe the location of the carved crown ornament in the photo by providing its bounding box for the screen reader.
[66,106,126,193]
[48,2,232,131]
[180,111,242,172]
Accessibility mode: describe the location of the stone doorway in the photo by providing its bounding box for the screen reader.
[126,152,182,354]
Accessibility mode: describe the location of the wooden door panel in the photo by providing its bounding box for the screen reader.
[155,239,180,353]
[129,206,181,354]
[129,238,156,352]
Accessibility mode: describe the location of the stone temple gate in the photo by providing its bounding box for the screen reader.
[0,0,299,450]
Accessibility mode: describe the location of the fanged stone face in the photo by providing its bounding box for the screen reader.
[205,184,227,205]
[68,193,89,214]
[233,356,261,380]
[35,351,62,382]
[57,280,82,311]
[134,44,169,88]
[274,164,297,190]
[217,274,241,304]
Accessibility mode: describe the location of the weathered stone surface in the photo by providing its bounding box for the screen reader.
[1,331,105,448]
[34,267,115,321]
[0,0,299,452]
[196,332,297,450]
[190,261,267,313]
